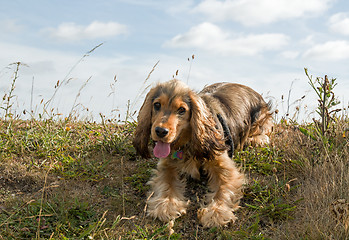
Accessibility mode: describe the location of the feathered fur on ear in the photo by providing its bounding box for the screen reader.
[133,87,157,159]
[189,92,227,161]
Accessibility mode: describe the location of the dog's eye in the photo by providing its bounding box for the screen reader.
[154,102,161,111]
[177,107,186,115]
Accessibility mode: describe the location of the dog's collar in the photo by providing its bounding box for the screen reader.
[171,150,183,160]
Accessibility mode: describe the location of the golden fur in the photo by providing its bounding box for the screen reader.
[133,79,273,227]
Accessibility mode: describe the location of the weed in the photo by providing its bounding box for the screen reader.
[302,69,343,149]
[1,62,27,119]
[97,115,137,156]
[244,179,298,223]
[305,68,341,136]
[235,147,284,176]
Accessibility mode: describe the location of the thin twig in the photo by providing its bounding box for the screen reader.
[142,191,154,223]
[121,156,125,216]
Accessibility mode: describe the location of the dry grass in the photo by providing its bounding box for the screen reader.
[269,119,349,239]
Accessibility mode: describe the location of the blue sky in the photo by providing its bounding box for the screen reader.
[1,0,348,121]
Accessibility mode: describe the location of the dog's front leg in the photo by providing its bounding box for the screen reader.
[198,153,245,227]
[147,158,188,222]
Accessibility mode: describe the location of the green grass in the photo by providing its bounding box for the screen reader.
[1,117,347,239]
[0,196,97,239]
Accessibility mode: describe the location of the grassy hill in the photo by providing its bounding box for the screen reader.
[0,65,348,239]
[0,116,348,240]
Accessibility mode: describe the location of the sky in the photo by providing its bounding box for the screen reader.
[0,0,348,122]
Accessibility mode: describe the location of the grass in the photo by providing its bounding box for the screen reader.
[0,60,348,239]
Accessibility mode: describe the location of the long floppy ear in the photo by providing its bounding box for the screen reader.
[133,87,157,159]
[189,92,226,161]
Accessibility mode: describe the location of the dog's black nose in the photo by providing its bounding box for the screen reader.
[155,127,169,138]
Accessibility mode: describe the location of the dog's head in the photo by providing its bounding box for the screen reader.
[133,79,226,160]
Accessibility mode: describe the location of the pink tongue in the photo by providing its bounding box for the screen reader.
[153,141,171,158]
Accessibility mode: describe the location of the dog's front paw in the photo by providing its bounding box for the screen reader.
[147,196,188,222]
[198,202,237,227]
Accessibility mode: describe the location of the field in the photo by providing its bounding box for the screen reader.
[0,63,348,239]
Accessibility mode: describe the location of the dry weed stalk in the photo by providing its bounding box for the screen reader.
[129,60,159,121]
[44,43,104,116]
[1,62,27,119]
[186,54,194,84]
[68,76,92,119]
[305,68,342,137]
[36,161,56,240]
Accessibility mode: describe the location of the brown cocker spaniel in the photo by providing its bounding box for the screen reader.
[133,79,273,227]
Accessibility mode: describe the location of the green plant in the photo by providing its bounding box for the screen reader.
[128,223,181,240]
[124,160,156,196]
[304,68,342,138]
[97,116,137,156]
[0,196,98,239]
[235,147,283,175]
[244,179,297,222]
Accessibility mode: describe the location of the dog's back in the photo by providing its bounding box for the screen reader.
[199,82,273,151]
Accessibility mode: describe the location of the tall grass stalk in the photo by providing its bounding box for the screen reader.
[128,60,159,122]
[1,62,24,119]
[186,54,194,84]
[30,76,34,114]
[68,76,92,119]
[44,43,104,114]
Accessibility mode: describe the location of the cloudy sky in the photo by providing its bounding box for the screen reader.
[0,0,348,121]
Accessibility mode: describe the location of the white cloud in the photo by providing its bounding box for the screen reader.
[194,0,332,26]
[280,51,300,59]
[329,12,349,35]
[300,35,315,46]
[164,22,289,56]
[46,21,128,41]
[303,40,349,61]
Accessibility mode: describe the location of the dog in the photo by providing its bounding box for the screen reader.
[133,79,273,227]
